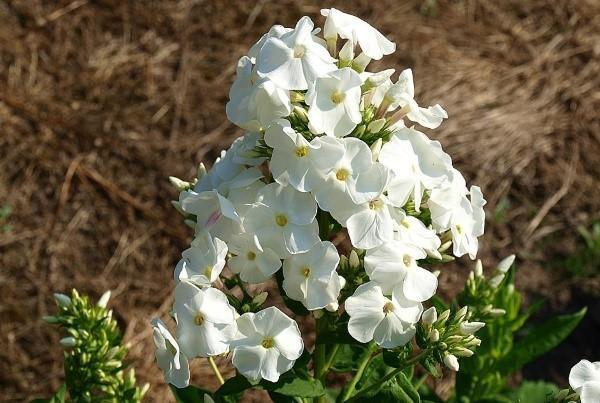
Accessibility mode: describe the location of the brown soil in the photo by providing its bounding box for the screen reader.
[1,0,599,401]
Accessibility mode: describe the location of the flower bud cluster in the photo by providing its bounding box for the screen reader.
[45,289,148,401]
[417,306,484,372]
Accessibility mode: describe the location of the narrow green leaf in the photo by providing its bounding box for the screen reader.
[396,372,421,402]
[494,308,586,375]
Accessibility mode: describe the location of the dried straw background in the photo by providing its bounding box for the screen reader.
[1,0,599,401]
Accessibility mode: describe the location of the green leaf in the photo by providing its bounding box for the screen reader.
[421,356,442,379]
[494,308,586,375]
[261,372,325,398]
[382,344,412,368]
[215,374,254,398]
[331,344,367,372]
[396,372,421,402]
[506,381,559,402]
[373,379,414,402]
[171,385,211,403]
[31,384,67,403]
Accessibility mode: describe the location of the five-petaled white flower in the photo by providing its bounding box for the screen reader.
[306,67,363,138]
[282,240,343,310]
[345,282,422,348]
[243,183,319,257]
[364,240,438,302]
[231,306,304,383]
[151,318,190,388]
[173,281,236,358]
[228,233,282,283]
[256,16,336,90]
[321,8,395,60]
[174,231,227,287]
[378,127,453,211]
[569,359,600,403]
[395,214,442,259]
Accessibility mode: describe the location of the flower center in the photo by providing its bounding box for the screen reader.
[402,254,412,267]
[295,146,309,158]
[247,251,256,261]
[203,265,213,278]
[275,214,288,227]
[261,337,275,349]
[335,168,350,181]
[455,224,463,234]
[293,45,306,58]
[194,313,205,326]
[301,266,311,278]
[368,199,384,211]
[401,219,410,228]
[383,302,394,314]
[330,90,346,104]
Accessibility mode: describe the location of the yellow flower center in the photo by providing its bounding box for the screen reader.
[247,251,256,261]
[330,90,346,104]
[401,219,410,228]
[293,45,306,58]
[336,168,350,181]
[261,337,275,349]
[383,302,394,314]
[301,266,311,278]
[194,313,205,326]
[203,265,213,278]
[368,199,384,211]
[295,146,309,158]
[455,224,463,234]
[402,254,412,267]
[275,214,288,227]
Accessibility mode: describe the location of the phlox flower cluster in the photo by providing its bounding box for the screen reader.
[152,8,486,388]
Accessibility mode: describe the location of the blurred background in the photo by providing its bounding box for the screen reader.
[1,0,599,401]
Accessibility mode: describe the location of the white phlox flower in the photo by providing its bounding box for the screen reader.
[306,67,363,137]
[248,25,292,62]
[321,8,395,60]
[282,240,343,310]
[256,16,336,90]
[311,137,384,213]
[243,183,319,257]
[173,281,237,358]
[428,179,486,259]
[228,233,282,283]
[226,56,292,132]
[151,318,190,388]
[231,306,304,383]
[378,127,453,211]
[174,231,228,287]
[364,240,438,302]
[345,282,422,348]
[569,359,600,403]
[375,69,448,129]
[395,213,442,259]
[264,119,337,192]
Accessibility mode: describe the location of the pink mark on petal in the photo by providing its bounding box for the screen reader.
[205,210,222,227]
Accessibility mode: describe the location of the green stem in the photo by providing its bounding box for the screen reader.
[345,350,429,402]
[313,316,328,403]
[207,356,225,385]
[318,343,340,379]
[414,373,428,390]
[340,343,377,401]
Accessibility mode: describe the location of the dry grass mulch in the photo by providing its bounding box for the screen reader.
[1,0,599,401]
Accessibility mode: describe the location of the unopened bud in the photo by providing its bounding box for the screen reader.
[43,315,60,323]
[252,291,268,307]
[54,293,71,308]
[184,219,196,229]
[489,273,505,288]
[455,306,468,322]
[427,249,443,260]
[554,389,569,400]
[474,260,483,277]
[60,337,76,347]
[459,321,485,335]
[352,52,371,72]
[292,105,309,123]
[445,335,463,343]
[489,308,506,317]
[313,309,324,319]
[438,240,452,253]
[422,307,438,325]
[370,138,383,161]
[367,119,386,134]
[433,270,441,278]
[289,91,305,103]
[441,254,455,263]
[349,250,360,268]
[443,353,460,371]
[339,40,354,62]
[339,255,349,270]
[438,309,450,325]
[429,328,440,342]
[169,176,191,192]
[170,200,185,215]
[453,347,474,357]
[97,290,111,308]
[497,254,515,273]
[197,163,207,180]
[325,301,339,312]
